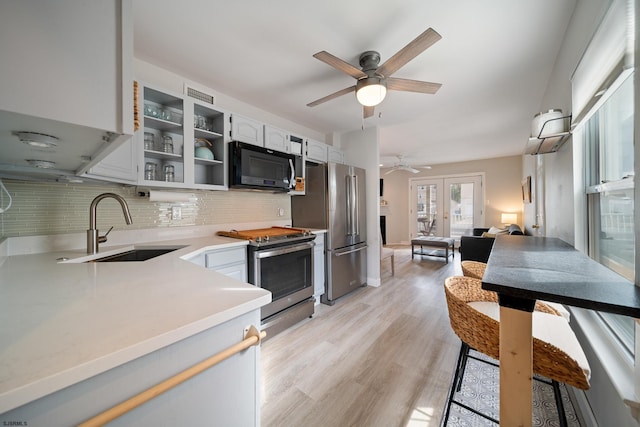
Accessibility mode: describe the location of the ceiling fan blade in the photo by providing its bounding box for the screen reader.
[407,167,420,173]
[313,51,367,79]
[363,105,375,118]
[307,85,356,107]
[376,28,442,77]
[386,77,441,94]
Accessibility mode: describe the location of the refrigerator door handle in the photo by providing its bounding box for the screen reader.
[345,175,353,235]
[352,174,359,236]
[332,244,368,256]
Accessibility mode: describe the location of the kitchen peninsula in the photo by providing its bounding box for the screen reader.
[0,233,271,426]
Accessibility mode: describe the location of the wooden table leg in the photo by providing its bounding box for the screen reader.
[499,305,533,427]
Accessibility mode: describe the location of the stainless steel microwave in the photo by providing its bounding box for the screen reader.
[229,141,295,192]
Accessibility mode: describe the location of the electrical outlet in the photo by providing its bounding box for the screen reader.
[277,207,284,217]
[171,206,182,220]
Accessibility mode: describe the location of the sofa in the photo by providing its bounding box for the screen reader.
[459,224,524,263]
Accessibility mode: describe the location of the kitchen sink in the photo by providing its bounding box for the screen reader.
[88,247,186,262]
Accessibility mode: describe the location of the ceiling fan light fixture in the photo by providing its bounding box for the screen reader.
[356,77,387,107]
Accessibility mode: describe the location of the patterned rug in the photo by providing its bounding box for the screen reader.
[443,349,581,427]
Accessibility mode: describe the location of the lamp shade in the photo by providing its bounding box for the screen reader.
[356,77,387,107]
[501,213,518,225]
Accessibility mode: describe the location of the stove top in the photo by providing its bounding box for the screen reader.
[217,227,315,247]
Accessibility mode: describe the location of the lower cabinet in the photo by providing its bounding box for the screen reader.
[2,310,262,427]
[205,246,247,282]
[313,233,326,299]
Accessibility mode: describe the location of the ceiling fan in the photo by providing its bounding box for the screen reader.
[384,155,432,175]
[307,27,442,118]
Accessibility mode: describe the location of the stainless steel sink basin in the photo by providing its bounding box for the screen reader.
[89,247,185,262]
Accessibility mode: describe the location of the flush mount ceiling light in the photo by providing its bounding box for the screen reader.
[356,77,387,107]
[14,131,59,149]
[25,159,56,169]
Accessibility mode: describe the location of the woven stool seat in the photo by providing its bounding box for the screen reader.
[461,260,486,279]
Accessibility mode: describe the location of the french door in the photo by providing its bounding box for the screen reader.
[410,175,484,242]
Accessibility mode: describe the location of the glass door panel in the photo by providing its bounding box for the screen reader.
[411,175,483,242]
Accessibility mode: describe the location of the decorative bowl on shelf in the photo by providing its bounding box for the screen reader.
[194,138,214,160]
[195,147,214,160]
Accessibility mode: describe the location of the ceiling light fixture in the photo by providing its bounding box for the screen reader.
[14,132,59,149]
[25,159,56,169]
[356,77,387,107]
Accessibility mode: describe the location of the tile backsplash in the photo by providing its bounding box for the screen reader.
[0,180,291,238]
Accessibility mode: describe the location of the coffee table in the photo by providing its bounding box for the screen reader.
[411,236,455,263]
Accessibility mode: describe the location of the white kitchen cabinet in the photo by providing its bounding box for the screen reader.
[327,146,345,164]
[264,125,290,153]
[306,139,328,163]
[189,101,228,189]
[0,0,134,178]
[84,138,137,183]
[205,246,248,282]
[1,311,262,426]
[313,233,326,299]
[230,114,264,146]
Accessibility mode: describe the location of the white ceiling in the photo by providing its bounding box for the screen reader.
[133,0,577,167]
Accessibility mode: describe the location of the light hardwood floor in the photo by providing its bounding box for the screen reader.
[261,246,462,427]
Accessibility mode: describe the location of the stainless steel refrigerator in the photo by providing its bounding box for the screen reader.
[291,162,367,305]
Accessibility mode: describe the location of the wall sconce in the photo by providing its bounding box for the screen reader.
[501,213,518,225]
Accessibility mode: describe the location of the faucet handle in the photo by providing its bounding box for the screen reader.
[98,226,114,244]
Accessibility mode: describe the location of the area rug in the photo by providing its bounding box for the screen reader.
[444,349,581,426]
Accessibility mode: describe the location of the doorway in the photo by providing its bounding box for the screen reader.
[410,175,484,242]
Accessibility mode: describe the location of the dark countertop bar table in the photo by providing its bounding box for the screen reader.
[481,235,640,426]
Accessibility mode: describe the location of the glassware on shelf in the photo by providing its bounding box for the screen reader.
[161,108,172,122]
[163,164,175,182]
[144,103,159,118]
[144,162,157,181]
[144,132,155,151]
[162,135,174,154]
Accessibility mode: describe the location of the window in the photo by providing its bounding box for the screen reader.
[582,70,635,354]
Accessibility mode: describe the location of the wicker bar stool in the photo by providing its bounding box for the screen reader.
[460,260,486,279]
[442,276,590,426]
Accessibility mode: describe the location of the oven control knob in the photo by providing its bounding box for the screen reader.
[264,235,270,241]
[255,236,263,243]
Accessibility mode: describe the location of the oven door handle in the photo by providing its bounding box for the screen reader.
[255,241,315,259]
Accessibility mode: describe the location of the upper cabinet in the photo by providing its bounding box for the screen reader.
[190,101,227,189]
[230,114,263,147]
[306,139,328,163]
[264,125,290,153]
[327,146,345,164]
[138,85,186,187]
[0,0,133,179]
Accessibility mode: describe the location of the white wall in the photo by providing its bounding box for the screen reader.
[381,155,522,244]
[531,0,639,425]
[337,126,381,287]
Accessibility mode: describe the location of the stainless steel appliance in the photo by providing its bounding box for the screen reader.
[229,141,295,192]
[291,162,367,305]
[217,227,315,337]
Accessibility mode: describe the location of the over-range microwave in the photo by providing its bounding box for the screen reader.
[229,141,295,192]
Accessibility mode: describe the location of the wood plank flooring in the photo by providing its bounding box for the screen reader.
[261,246,462,427]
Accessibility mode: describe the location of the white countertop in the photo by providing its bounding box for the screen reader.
[0,234,271,413]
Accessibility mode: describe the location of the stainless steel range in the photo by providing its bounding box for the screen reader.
[218,227,315,338]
